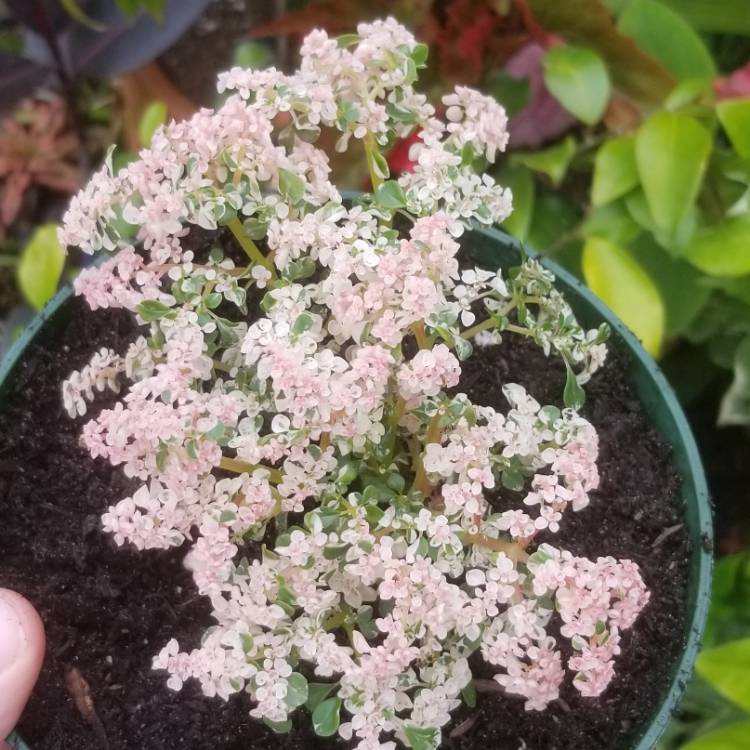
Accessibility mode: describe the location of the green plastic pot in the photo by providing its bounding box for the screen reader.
[1,225,712,750]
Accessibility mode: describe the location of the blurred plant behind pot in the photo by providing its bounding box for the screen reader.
[658,547,750,750]
[263,0,750,427]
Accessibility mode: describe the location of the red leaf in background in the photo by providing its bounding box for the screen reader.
[388,128,421,175]
[503,43,575,148]
[714,61,750,99]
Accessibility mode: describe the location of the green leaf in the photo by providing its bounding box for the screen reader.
[512,136,576,187]
[411,42,429,67]
[684,214,750,278]
[17,224,66,311]
[528,0,675,107]
[635,111,711,238]
[658,0,750,35]
[581,201,641,246]
[312,697,342,737]
[582,236,665,355]
[306,683,337,712]
[374,180,406,209]
[563,360,586,410]
[629,235,710,335]
[263,718,292,734]
[240,632,254,653]
[717,98,750,159]
[697,638,750,711]
[462,681,477,708]
[292,312,314,335]
[592,135,638,206]
[543,45,611,124]
[484,70,531,117]
[285,673,309,709]
[136,299,175,321]
[61,0,106,30]
[279,168,305,204]
[405,725,439,750]
[499,165,535,241]
[718,336,750,426]
[138,101,167,147]
[618,0,716,81]
[527,190,581,250]
[681,721,750,750]
[233,41,273,70]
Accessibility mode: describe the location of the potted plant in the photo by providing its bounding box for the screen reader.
[1,19,711,750]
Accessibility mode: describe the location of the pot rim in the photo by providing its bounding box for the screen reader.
[0,225,712,750]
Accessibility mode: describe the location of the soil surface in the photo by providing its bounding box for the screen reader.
[0,292,690,749]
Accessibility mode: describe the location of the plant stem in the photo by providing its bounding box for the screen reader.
[411,320,432,349]
[363,133,384,191]
[412,412,442,496]
[219,456,282,483]
[227,217,278,280]
[462,318,495,340]
[320,432,331,451]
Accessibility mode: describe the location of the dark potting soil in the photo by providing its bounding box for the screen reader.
[0,298,690,750]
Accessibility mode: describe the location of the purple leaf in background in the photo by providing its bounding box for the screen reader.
[504,43,576,149]
[0,55,52,114]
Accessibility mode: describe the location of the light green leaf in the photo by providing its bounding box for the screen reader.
[635,111,711,238]
[138,101,167,147]
[404,725,439,750]
[718,337,750,426]
[681,721,750,750]
[717,98,750,159]
[17,224,66,311]
[499,165,535,241]
[312,697,342,737]
[563,361,586,410]
[543,45,611,125]
[592,135,638,206]
[618,0,716,81]
[582,236,664,355]
[136,299,175,321]
[697,638,750,711]
[684,214,750,277]
[263,718,292,734]
[375,180,406,209]
[279,168,305,204]
[285,673,308,708]
[512,136,577,187]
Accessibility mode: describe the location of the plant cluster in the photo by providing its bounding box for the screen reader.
[61,19,646,750]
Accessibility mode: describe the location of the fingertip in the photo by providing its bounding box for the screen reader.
[0,589,45,739]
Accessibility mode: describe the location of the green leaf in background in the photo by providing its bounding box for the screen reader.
[543,45,611,124]
[718,336,750,426]
[664,77,713,112]
[528,0,675,106]
[17,224,66,311]
[582,236,664,355]
[684,214,750,278]
[704,549,750,646]
[312,697,342,737]
[629,235,710,335]
[717,99,750,159]
[635,111,711,239]
[512,136,577,187]
[61,0,106,30]
[499,165,535,241]
[582,201,641,246]
[592,135,638,206]
[234,41,273,69]
[696,638,750,712]
[527,190,581,252]
[484,70,531,117]
[618,0,716,81]
[658,0,750,36]
[681,721,750,750]
[138,101,167,147]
